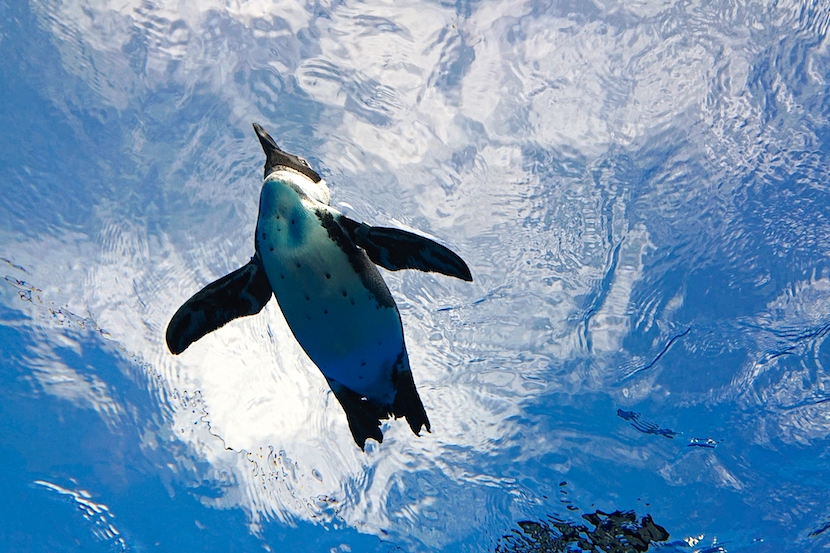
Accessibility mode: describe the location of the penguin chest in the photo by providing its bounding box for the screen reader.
[255,185,403,403]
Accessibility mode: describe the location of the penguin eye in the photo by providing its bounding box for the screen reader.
[298,157,310,168]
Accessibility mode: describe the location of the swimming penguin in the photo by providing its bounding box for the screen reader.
[166,123,472,449]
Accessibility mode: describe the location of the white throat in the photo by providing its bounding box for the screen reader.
[265,168,330,205]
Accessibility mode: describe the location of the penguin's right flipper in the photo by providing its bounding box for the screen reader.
[166,258,273,355]
[337,215,473,281]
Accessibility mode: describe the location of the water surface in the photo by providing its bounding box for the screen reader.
[2,0,830,551]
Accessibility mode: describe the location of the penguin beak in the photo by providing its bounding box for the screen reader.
[252,122,323,184]
[253,122,279,156]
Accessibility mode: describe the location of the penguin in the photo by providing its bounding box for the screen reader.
[166,123,472,449]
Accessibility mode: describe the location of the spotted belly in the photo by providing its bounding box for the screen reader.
[255,204,404,404]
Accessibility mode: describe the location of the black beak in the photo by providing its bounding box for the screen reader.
[253,122,280,158]
[252,122,322,183]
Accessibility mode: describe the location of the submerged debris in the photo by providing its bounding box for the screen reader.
[809,519,830,537]
[496,511,669,553]
[617,409,679,439]
[1,257,28,273]
[687,438,719,449]
[497,509,669,553]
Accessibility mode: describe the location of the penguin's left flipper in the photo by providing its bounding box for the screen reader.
[338,216,473,282]
[166,258,273,355]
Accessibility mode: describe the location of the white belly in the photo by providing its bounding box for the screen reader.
[255,179,403,403]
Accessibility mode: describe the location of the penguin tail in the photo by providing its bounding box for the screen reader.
[326,352,430,450]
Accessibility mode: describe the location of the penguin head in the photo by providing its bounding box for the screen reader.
[253,123,322,184]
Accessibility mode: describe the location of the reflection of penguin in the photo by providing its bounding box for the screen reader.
[166,123,472,449]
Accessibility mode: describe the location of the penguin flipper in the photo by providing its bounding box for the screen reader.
[338,216,473,281]
[326,379,387,450]
[166,258,273,355]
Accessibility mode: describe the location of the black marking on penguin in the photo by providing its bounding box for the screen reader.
[315,210,396,309]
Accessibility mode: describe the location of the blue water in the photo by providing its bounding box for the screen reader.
[2,0,830,551]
